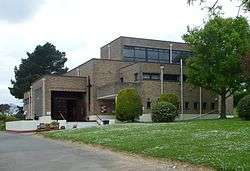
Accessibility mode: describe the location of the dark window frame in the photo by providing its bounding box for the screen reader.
[120,77,124,83]
[134,73,138,82]
[122,45,191,64]
[194,102,198,110]
[185,102,189,110]
[211,102,215,110]
[146,98,151,109]
[202,102,207,110]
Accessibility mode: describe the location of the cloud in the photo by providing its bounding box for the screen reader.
[0,0,248,105]
[0,0,45,23]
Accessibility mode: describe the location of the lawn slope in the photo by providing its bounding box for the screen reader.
[45,119,250,170]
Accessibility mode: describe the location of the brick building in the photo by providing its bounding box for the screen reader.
[23,36,233,121]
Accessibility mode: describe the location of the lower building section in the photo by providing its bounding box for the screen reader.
[23,65,233,121]
[51,91,86,122]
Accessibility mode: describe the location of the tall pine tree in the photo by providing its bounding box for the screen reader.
[9,42,68,99]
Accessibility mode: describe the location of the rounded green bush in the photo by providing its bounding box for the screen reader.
[237,95,250,120]
[115,88,142,121]
[159,93,179,108]
[152,102,177,122]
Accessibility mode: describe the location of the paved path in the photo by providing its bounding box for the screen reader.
[0,132,211,171]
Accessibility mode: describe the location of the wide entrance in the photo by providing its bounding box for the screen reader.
[51,91,86,122]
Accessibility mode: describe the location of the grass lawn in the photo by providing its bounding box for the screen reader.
[45,119,250,170]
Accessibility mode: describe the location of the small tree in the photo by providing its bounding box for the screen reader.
[183,16,250,119]
[115,88,142,121]
[159,93,179,108]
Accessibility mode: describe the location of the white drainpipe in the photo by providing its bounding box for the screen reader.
[108,44,111,59]
[160,65,164,94]
[180,59,184,119]
[30,86,33,118]
[42,78,46,115]
[76,68,80,76]
[170,43,173,63]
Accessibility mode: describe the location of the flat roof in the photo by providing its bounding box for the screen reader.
[101,36,188,49]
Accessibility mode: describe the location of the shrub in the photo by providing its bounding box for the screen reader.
[0,114,6,121]
[4,115,17,122]
[237,95,250,120]
[0,115,17,122]
[152,102,177,122]
[0,122,5,131]
[115,88,142,121]
[159,93,179,108]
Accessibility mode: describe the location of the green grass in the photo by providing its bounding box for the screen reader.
[45,119,250,170]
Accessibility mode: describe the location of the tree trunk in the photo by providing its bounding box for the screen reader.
[220,93,227,119]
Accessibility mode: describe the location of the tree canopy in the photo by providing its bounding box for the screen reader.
[187,0,250,14]
[183,16,250,118]
[9,42,68,99]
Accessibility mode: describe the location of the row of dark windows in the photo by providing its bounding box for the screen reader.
[123,46,192,63]
[146,99,216,111]
[185,102,216,110]
[142,73,187,82]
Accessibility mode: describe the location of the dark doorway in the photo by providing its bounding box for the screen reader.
[51,91,86,122]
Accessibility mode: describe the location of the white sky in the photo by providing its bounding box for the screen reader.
[0,0,248,105]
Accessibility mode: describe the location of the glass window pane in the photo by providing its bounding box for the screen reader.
[123,47,134,58]
[147,49,158,59]
[172,50,182,63]
[172,50,192,63]
[159,49,170,62]
[143,74,151,80]
[135,47,146,59]
[164,74,179,82]
[151,74,160,80]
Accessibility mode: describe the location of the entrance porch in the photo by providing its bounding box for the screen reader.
[51,91,87,122]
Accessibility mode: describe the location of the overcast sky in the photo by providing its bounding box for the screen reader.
[0,0,248,105]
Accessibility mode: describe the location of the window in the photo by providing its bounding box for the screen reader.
[163,74,179,82]
[159,49,170,63]
[123,46,134,58]
[146,98,151,109]
[172,50,193,64]
[134,47,146,59]
[120,77,124,83]
[150,74,160,80]
[143,73,160,80]
[211,102,215,110]
[147,48,159,62]
[185,102,189,109]
[123,46,192,63]
[143,73,151,80]
[202,102,207,110]
[134,73,138,82]
[194,102,198,110]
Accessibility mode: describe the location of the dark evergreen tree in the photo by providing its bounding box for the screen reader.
[9,42,68,99]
